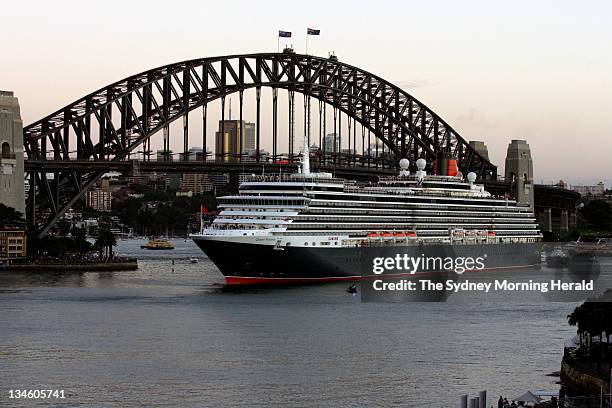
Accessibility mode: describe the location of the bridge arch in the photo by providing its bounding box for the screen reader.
[23,52,497,235]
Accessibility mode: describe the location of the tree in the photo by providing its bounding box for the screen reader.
[72,226,92,254]
[95,228,116,259]
[0,203,26,229]
[568,290,612,350]
[580,200,612,231]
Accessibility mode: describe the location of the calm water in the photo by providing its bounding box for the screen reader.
[1,239,602,407]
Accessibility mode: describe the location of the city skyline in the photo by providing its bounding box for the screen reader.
[2,0,611,185]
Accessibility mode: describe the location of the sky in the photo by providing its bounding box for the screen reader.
[2,0,611,186]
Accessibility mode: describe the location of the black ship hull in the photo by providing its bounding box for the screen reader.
[193,238,541,285]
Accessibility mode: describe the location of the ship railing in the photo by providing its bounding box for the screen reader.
[342,186,497,199]
[378,175,463,182]
[241,174,344,184]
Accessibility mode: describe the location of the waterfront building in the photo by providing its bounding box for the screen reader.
[208,173,230,189]
[0,229,27,260]
[180,173,214,193]
[0,91,25,215]
[166,173,183,190]
[571,182,605,197]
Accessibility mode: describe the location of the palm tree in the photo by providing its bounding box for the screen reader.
[95,228,116,260]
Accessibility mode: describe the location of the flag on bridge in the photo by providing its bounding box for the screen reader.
[307,28,320,35]
[278,30,292,38]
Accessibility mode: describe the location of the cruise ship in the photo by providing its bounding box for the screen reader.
[191,144,542,285]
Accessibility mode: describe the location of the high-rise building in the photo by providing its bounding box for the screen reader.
[85,189,112,212]
[322,133,339,154]
[0,91,25,215]
[215,120,256,161]
[179,173,214,194]
[243,122,256,153]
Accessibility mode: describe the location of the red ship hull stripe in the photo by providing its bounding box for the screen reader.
[224,263,539,285]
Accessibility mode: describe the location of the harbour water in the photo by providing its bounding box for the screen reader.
[1,239,604,407]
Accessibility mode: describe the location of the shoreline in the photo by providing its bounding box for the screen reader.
[3,258,138,272]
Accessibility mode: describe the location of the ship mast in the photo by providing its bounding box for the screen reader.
[302,100,311,175]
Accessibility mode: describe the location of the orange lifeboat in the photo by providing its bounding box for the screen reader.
[367,232,380,238]
[487,231,496,237]
[394,232,406,237]
[406,231,417,237]
[382,232,394,238]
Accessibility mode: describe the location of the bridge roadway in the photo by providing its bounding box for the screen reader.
[24,159,399,180]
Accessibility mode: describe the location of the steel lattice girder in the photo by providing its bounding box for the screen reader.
[23,52,497,236]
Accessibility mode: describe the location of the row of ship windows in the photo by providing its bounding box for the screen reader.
[308,193,510,205]
[221,207,533,218]
[211,223,539,236]
[304,209,532,216]
[286,224,539,231]
[219,201,530,214]
[215,216,535,225]
[219,199,305,206]
[291,217,535,224]
[309,200,527,210]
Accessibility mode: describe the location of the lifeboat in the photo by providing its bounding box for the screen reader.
[406,231,417,237]
[367,232,381,238]
[394,232,406,237]
[487,231,496,237]
[381,232,394,238]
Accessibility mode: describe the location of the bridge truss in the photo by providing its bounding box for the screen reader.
[23,52,497,236]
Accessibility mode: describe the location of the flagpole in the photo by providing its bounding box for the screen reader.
[306,34,308,55]
[200,205,204,233]
[277,35,279,53]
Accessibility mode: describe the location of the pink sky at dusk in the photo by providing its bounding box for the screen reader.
[2,0,611,186]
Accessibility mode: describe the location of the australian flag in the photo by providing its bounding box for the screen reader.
[278,30,292,38]
[307,28,320,35]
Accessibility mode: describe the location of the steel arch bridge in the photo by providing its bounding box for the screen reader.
[23,52,497,236]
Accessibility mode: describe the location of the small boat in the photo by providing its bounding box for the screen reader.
[546,247,569,268]
[189,257,198,263]
[141,238,175,250]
